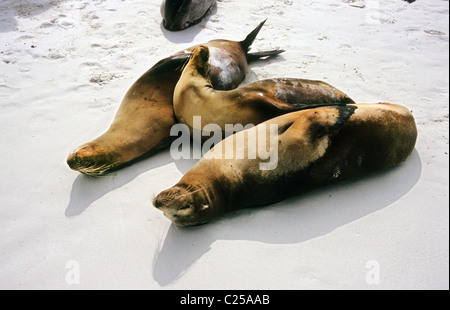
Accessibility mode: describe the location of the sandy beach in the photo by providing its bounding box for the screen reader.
[0,0,448,289]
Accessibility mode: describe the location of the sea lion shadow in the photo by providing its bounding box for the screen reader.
[159,4,218,44]
[153,149,422,286]
[65,149,175,217]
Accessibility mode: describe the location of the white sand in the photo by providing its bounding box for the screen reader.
[0,0,448,290]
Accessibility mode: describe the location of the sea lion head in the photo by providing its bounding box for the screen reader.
[153,184,214,226]
[161,0,215,31]
[161,0,191,31]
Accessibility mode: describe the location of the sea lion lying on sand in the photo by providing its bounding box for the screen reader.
[153,103,417,226]
[173,45,354,136]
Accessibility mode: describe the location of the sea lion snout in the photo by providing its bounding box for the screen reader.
[153,186,213,226]
[162,18,188,32]
[66,144,115,176]
[152,197,164,209]
[152,187,186,211]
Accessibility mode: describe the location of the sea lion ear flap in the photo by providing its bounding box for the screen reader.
[310,105,357,139]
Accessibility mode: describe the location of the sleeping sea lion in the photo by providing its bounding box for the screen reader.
[153,103,418,226]
[67,20,284,176]
[173,45,355,135]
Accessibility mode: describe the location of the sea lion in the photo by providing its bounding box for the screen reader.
[161,0,216,31]
[173,45,355,135]
[67,21,284,176]
[153,103,418,226]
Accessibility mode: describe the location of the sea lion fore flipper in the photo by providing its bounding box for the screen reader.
[327,105,358,133]
[272,80,355,110]
[242,89,350,118]
[304,105,357,139]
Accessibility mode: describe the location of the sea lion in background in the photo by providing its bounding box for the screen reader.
[67,21,284,176]
[161,0,216,31]
[173,45,355,135]
[153,103,418,226]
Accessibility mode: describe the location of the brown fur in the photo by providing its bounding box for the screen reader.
[153,103,418,226]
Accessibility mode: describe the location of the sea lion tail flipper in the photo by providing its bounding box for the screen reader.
[241,19,267,52]
[247,49,286,61]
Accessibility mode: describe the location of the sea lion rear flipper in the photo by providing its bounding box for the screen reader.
[241,19,267,52]
[247,49,286,61]
[241,20,285,61]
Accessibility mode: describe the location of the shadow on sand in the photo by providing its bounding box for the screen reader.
[152,149,422,286]
[64,146,200,217]
[65,150,177,217]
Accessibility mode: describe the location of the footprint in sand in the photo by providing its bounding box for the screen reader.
[39,14,75,29]
[83,12,101,30]
[424,29,447,36]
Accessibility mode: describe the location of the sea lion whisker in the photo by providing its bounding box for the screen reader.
[160,185,206,205]
[77,162,118,176]
[177,55,191,73]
